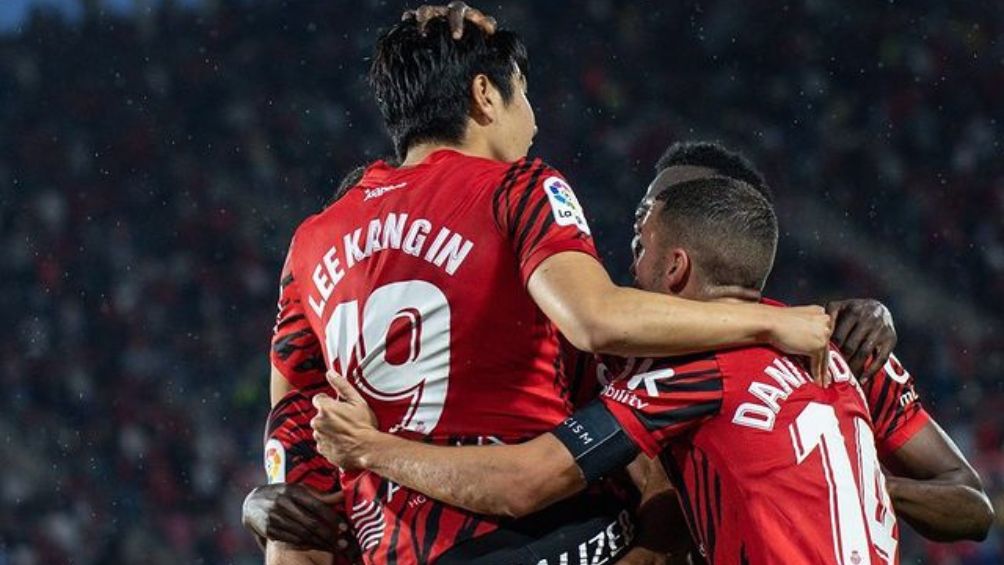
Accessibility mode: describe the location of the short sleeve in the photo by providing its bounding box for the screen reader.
[861,353,931,458]
[490,158,598,284]
[559,334,606,410]
[599,355,724,457]
[270,240,327,389]
[265,386,340,490]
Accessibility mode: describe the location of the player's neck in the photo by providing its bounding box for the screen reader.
[700,284,762,304]
[401,139,497,167]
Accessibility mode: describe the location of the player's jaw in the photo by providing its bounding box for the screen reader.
[630,201,676,296]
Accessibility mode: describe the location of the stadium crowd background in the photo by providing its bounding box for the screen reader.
[1,1,1001,563]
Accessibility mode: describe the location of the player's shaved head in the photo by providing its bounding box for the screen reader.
[652,176,778,291]
[369,17,528,158]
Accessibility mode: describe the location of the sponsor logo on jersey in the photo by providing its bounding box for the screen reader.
[883,353,911,384]
[264,438,286,484]
[543,176,591,235]
[899,388,919,408]
[364,182,407,201]
[533,509,635,565]
[602,385,650,410]
[625,367,675,396]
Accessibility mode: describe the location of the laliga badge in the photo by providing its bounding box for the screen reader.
[264,439,286,484]
[543,176,591,235]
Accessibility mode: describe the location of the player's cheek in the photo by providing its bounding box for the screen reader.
[528,105,537,138]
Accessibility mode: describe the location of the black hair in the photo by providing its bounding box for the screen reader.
[324,165,368,208]
[369,17,528,159]
[324,154,403,208]
[655,141,772,202]
[654,176,778,290]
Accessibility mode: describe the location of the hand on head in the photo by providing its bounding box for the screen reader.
[403,2,497,39]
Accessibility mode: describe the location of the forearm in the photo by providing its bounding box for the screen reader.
[266,544,335,565]
[528,252,828,359]
[886,475,994,541]
[589,286,770,357]
[271,364,294,407]
[357,431,585,518]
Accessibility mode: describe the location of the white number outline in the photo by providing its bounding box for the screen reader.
[324,280,451,434]
[789,402,896,565]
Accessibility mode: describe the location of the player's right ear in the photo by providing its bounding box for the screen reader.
[665,248,692,295]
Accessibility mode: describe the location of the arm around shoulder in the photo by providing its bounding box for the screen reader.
[527,251,832,359]
[354,430,586,519]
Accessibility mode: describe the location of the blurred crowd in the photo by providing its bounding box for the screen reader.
[0,1,1001,563]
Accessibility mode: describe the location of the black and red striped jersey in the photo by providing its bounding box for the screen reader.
[269,149,600,563]
[264,385,355,565]
[270,252,327,390]
[861,353,930,459]
[596,343,931,564]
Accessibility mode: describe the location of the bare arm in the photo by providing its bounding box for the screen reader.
[365,431,582,518]
[271,363,294,407]
[528,253,832,375]
[884,420,994,541]
[266,544,335,565]
[310,377,586,518]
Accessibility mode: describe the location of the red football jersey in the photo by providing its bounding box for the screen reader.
[599,346,929,565]
[264,385,358,565]
[271,149,599,563]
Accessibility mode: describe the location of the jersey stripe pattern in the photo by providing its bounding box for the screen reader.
[264,386,356,565]
[491,157,595,284]
[599,344,917,564]
[346,452,499,564]
[598,353,723,457]
[270,246,327,390]
[265,383,340,493]
[861,353,931,458]
[660,445,724,563]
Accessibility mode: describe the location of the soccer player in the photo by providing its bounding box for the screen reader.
[260,9,838,564]
[311,175,994,563]
[244,145,902,564]
[247,144,903,564]
[643,141,900,382]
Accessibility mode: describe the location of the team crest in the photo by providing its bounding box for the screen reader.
[543,176,591,235]
[264,439,286,484]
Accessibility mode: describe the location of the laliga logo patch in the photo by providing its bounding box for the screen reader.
[264,439,286,484]
[543,176,591,235]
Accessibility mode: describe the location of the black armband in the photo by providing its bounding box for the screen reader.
[551,400,640,483]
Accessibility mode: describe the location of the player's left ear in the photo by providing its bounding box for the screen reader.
[664,248,692,295]
[469,74,496,125]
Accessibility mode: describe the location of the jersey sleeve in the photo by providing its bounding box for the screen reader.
[265,385,341,491]
[599,355,724,457]
[861,353,931,458]
[559,334,606,410]
[270,240,327,389]
[490,158,598,284]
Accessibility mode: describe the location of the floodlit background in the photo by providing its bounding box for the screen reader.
[1,1,1001,563]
